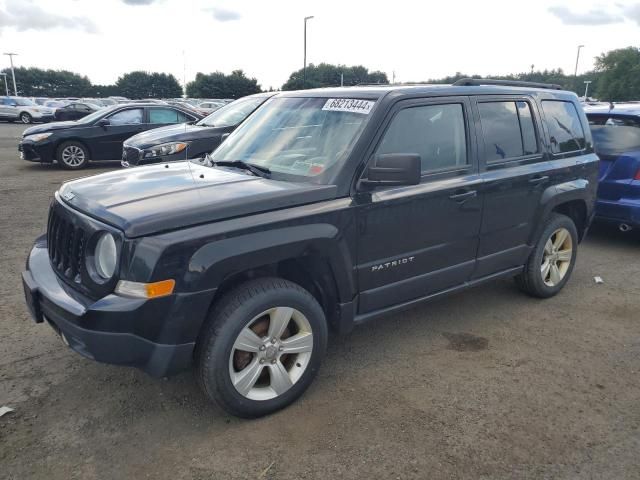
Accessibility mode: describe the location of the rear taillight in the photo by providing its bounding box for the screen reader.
[635,168,640,181]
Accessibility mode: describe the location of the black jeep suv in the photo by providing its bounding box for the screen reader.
[22,80,598,418]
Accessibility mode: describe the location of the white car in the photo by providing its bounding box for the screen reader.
[0,97,55,124]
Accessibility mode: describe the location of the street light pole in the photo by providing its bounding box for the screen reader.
[303,16,314,88]
[0,73,8,96]
[574,45,584,77]
[3,52,18,96]
[583,80,592,100]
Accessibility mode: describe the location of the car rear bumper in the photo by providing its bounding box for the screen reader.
[595,197,640,227]
[22,236,215,377]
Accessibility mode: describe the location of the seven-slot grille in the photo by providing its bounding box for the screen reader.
[47,206,86,283]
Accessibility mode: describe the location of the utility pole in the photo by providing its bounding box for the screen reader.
[392,71,396,84]
[303,16,314,88]
[530,64,534,74]
[3,52,18,96]
[574,45,584,77]
[340,73,343,87]
[583,80,592,100]
[0,73,8,96]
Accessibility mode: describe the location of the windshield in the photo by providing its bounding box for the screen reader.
[14,98,35,106]
[197,96,266,127]
[207,96,374,179]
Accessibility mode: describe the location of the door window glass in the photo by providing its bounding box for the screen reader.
[542,100,586,153]
[376,103,468,173]
[149,108,189,124]
[517,101,538,155]
[108,108,143,125]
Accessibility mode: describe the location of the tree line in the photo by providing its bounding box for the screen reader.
[1,47,638,100]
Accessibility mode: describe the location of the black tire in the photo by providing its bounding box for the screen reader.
[515,213,578,298]
[57,141,89,170]
[195,277,328,418]
[20,112,32,124]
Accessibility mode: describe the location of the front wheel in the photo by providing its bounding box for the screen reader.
[196,278,328,418]
[515,213,578,298]
[20,112,32,124]
[57,141,89,169]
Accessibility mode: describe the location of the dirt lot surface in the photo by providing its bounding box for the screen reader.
[1,123,639,479]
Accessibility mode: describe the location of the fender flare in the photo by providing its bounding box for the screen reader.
[183,223,356,302]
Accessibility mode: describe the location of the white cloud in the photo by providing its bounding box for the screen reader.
[548,6,624,25]
[207,7,241,22]
[0,0,97,34]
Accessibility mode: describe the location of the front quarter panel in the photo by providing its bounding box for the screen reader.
[120,198,358,303]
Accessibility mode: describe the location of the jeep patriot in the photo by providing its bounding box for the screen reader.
[23,80,598,417]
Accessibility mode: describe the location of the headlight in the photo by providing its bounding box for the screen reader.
[94,232,117,279]
[143,142,188,159]
[24,132,52,143]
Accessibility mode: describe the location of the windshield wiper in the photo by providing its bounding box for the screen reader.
[204,155,271,178]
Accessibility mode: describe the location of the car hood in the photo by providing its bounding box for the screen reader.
[23,121,80,136]
[58,161,337,237]
[124,123,225,149]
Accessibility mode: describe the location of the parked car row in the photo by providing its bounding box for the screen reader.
[18,93,272,169]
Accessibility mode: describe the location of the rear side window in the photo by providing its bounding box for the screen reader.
[376,103,468,173]
[542,100,585,153]
[149,108,189,124]
[478,101,539,162]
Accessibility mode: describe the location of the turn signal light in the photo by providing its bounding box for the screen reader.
[115,279,175,299]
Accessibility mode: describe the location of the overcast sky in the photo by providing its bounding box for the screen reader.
[0,0,638,90]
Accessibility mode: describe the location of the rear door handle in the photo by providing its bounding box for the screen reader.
[448,190,477,203]
[529,175,549,185]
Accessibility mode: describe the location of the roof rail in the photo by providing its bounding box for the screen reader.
[452,78,563,90]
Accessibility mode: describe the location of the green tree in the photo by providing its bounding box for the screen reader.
[186,70,261,98]
[281,63,389,90]
[1,67,92,97]
[594,47,640,101]
[114,71,183,98]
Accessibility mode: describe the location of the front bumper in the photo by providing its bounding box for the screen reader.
[19,139,55,163]
[22,236,215,377]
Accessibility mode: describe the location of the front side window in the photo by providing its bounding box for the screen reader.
[478,101,539,162]
[376,103,468,173]
[208,96,373,179]
[108,108,143,125]
[149,108,188,124]
[542,100,586,153]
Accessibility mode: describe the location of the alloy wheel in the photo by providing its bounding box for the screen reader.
[61,145,86,167]
[228,307,314,401]
[20,113,31,124]
[540,227,573,287]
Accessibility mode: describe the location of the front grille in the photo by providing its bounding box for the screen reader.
[47,206,86,284]
[123,146,141,165]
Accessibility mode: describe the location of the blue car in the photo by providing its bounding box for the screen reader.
[585,104,640,231]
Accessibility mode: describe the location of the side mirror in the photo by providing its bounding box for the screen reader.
[361,153,421,188]
[96,118,110,127]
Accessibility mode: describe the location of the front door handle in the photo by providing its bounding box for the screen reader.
[529,175,549,185]
[448,190,477,203]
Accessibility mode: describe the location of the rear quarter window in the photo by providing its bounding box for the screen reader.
[542,100,586,154]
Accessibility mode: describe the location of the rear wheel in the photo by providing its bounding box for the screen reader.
[57,141,89,170]
[515,213,578,298]
[196,277,328,418]
[20,112,32,124]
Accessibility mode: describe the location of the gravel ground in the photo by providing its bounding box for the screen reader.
[1,123,639,479]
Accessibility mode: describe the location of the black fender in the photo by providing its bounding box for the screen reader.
[530,178,596,244]
[180,223,356,303]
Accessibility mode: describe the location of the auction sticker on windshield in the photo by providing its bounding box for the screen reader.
[322,98,375,114]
